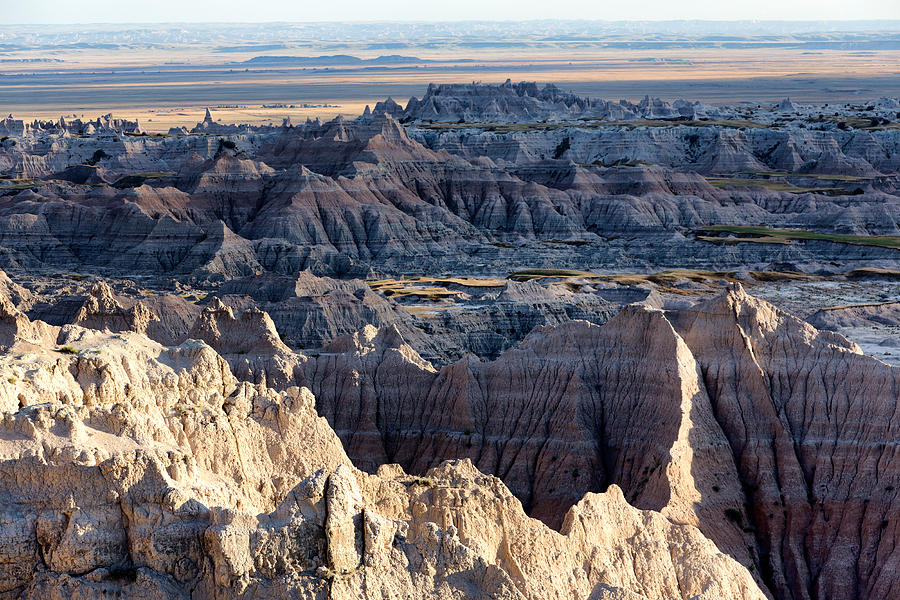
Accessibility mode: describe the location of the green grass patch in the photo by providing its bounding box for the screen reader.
[835,116,899,131]
[594,159,653,168]
[0,179,41,190]
[844,267,900,280]
[698,225,900,250]
[369,276,507,293]
[705,177,847,195]
[508,268,600,281]
[113,172,174,188]
[546,239,593,247]
[379,285,463,301]
[742,171,868,182]
[748,270,815,282]
[618,118,767,129]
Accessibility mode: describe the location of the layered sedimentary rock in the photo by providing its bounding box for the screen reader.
[291,284,900,600]
[669,287,900,600]
[392,80,734,123]
[0,112,144,138]
[2,265,900,599]
[183,297,303,389]
[0,84,897,278]
[807,301,900,329]
[72,281,158,335]
[0,287,54,352]
[429,126,895,178]
[216,271,432,352]
[30,281,200,347]
[298,302,755,564]
[0,285,765,600]
[214,273,615,361]
[419,280,616,359]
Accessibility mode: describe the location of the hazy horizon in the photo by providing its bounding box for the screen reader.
[3,20,900,27]
[3,18,900,25]
[4,0,899,25]
[3,7,899,123]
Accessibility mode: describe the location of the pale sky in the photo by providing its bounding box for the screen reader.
[2,0,899,24]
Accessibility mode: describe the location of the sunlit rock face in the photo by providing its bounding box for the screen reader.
[1,267,899,599]
[0,277,767,600]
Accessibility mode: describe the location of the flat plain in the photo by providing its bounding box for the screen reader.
[3,21,900,131]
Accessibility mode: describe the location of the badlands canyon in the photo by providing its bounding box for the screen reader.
[1,80,900,600]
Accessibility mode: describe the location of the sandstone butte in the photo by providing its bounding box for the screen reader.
[0,269,897,599]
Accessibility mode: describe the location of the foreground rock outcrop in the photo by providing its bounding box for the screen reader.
[670,287,900,600]
[286,284,900,600]
[3,267,899,599]
[0,286,765,600]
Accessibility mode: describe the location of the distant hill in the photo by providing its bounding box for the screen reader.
[241,54,427,66]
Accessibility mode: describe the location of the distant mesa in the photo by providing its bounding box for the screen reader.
[214,42,290,53]
[240,54,427,66]
[385,80,733,123]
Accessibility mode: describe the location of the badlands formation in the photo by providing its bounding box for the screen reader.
[0,82,899,277]
[0,82,899,599]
